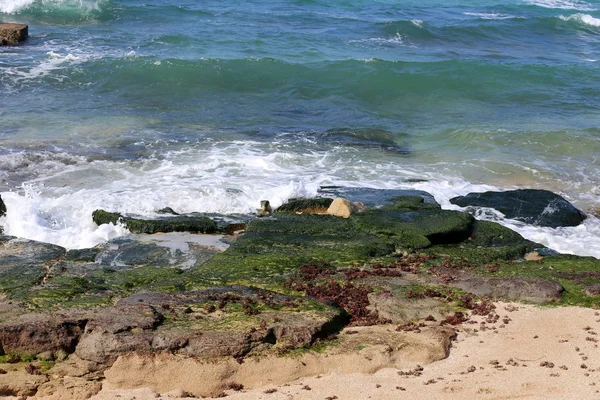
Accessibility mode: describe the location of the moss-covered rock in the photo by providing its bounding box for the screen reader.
[92,210,218,234]
[275,198,334,214]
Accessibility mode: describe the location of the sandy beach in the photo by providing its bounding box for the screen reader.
[66,302,599,400]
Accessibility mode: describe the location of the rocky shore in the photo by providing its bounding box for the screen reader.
[0,187,598,398]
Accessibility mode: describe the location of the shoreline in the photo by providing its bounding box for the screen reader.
[13,302,597,400]
[0,188,599,399]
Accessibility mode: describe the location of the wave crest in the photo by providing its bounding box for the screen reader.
[525,0,598,11]
[560,13,600,27]
[0,0,113,23]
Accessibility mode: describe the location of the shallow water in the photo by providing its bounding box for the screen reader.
[1,0,599,255]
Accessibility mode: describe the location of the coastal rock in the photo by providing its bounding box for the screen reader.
[0,367,48,396]
[450,189,587,228]
[318,186,439,207]
[70,288,342,370]
[35,377,102,400]
[0,317,87,355]
[92,209,218,234]
[0,23,28,46]
[320,128,410,154]
[0,195,6,218]
[326,198,366,218]
[102,325,454,398]
[354,208,474,246]
[430,268,564,303]
[257,200,272,217]
[367,290,455,323]
[275,198,333,214]
[0,237,66,293]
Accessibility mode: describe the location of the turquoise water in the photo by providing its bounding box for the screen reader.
[1,0,600,255]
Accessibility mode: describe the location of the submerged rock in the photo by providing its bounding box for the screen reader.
[450,189,587,228]
[0,23,28,45]
[320,128,410,154]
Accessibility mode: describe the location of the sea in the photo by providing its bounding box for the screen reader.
[1,0,599,258]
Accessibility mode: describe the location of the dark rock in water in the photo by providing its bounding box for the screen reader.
[0,195,6,218]
[321,128,410,154]
[450,189,587,228]
[276,198,333,214]
[0,23,28,45]
[317,186,438,208]
[156,207,179,215]
[92,209,218,234]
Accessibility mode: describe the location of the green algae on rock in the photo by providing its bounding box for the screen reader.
[92,210,218,234]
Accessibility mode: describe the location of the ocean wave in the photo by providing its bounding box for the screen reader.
[463,12,521,20]
[1,145,599,257]
[5,56,595,110]
[4,50,87,84]
[0,0,114,23]
[560,13,600,27]
[525,0,599,11]
[348,32,410,46]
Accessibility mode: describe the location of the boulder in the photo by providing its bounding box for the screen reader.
[450,189,587,228]
[326,198,366,218]
[0,23,28,45]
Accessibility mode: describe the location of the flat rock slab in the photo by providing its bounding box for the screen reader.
[318,186,438,207]
[0,23,28,45]
[450,189,587,228]
[92,209,252,235]
[430,267,564,303]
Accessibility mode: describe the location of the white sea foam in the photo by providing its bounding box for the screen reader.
[525,0,598,11]
[349,32,408,46]
[560,13,600,27]
[5,50,85,83]
[0,0,35,13]
[0,145,599,259]
[463,12,519,20]
[0,0,103,14]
